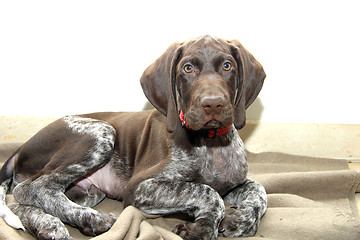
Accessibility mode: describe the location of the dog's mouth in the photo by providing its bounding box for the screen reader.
[203,119,224,129]
[183,111,232,131]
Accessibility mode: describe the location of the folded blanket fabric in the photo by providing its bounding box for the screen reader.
[1,144,359,240]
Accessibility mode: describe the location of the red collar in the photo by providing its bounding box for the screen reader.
[179,110,232,138]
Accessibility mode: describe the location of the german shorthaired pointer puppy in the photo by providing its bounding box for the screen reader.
[0,36,267,240]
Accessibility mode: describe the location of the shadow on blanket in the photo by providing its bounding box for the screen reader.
[1,143,360,240]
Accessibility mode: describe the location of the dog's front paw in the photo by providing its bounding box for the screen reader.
[37,220,73,240]
[173,222,197,240]
[219,204,261,237]
[79,211,116,236]
[172,218,218,240]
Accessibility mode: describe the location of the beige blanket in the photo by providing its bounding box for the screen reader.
[1,143,359,240]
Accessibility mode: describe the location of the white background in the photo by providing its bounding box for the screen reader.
[1,0,359,124]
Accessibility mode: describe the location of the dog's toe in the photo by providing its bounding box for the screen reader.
[172,219,218,240]
[80,211,116,236]
[219,204,260,237]
[172,222,197,240]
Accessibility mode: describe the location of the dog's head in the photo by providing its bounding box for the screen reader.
[140,36,265,133]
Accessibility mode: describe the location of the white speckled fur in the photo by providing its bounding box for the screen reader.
[9,115,118,238]
[63,115,116,149]
[159,126,248,192]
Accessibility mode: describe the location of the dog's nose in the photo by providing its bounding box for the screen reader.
[201,96,224,115]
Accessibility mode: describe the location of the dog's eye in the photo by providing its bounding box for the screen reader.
[222,62,232,71]
[184,64,194,73]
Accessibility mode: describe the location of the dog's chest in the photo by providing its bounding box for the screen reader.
[165,131,248,195]
[193,138,248,193]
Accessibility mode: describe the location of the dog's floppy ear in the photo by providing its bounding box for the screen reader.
[140,42,183,133]
[228,40,266,130]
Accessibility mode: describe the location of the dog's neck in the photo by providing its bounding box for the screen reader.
[179,110,232,139]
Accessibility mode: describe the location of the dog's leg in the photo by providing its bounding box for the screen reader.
[9,203,72,240]
[128,178,225,240]
[12,116,117,237]
[220,178,267,237]
[13,166,116,237]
